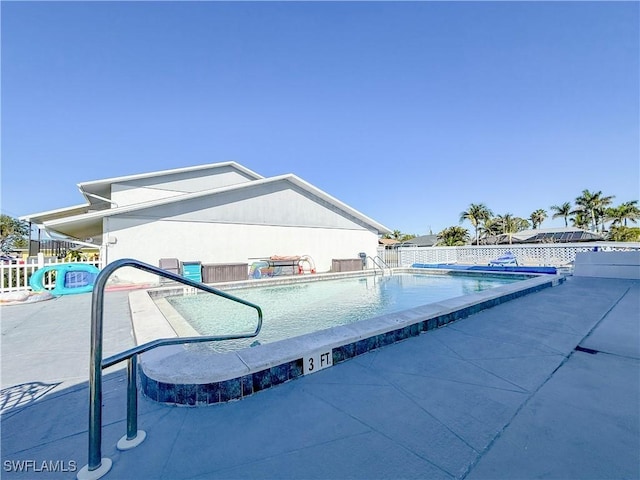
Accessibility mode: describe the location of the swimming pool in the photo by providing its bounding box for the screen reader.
[164,273,522,353]
[136,268,563,406]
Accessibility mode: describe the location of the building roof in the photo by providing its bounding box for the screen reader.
[483,227,604,245]
[21,163,391,242]
[378,238,400,247]
[78,161,264,208]
[399,234,439,247]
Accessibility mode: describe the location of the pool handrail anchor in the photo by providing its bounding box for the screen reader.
[77,258,263,480]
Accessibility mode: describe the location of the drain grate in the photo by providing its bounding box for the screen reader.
[575,345,599,355]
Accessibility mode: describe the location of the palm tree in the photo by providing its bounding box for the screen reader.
[494,214,529,244]
[570,210,590,230]
[618,200,640,227]
[550,202,572,227]
[595,196,615,232]
[574,190,615,232]
[478,217,501,244]
[459,203,493,246]
[437,226,470,246]
[529,209,547,229]
[517,217,531,231]
[495,214,516,244]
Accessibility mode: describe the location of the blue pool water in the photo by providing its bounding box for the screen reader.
[166,273,522,353]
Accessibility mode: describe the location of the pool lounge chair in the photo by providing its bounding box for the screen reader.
[488,251,518,266]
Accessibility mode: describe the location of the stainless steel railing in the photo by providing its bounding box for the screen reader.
[78,259,262,480]
[367,255,392,276]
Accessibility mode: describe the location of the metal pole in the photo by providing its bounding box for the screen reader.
[88,280,105,470]
[126,355,138,440]
[87,261,117,472]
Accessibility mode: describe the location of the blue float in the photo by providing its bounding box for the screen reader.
[411,263,557,275]
[29,263,101,295]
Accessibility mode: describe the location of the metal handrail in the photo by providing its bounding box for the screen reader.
[367,255,392,276]
[79,258,263,480]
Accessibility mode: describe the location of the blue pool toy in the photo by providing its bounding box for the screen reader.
[29,263,100,295]
[411,263,557,275]
[488,251,519,266]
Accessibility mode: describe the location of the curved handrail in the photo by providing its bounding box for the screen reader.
[367,255,391,275]
[83,258,263,479]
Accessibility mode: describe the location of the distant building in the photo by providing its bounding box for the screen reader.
[480,227,604,245]
[378,238,401,249]
[398,235,439,247]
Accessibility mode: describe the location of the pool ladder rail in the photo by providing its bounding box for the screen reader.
[367,255,392,276]
[77,258,263,480]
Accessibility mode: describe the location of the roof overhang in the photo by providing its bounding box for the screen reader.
[77,161,264,205]
[20,204,92,225]
[40,174,392,238]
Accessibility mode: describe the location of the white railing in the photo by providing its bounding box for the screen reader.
[3,243,638,293]
[0,257,103,294]
[378,242,640,269]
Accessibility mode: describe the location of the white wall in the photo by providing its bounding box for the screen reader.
[573,251,640,279]
[103,220,378,284]
[100,170,385,284]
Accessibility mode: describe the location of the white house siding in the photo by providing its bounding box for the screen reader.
[110,166,257,207]
[104,220,377,284]
[101,180,379,283]
[164,182,365,229]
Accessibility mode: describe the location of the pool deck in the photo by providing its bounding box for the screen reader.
[1,274,638,479]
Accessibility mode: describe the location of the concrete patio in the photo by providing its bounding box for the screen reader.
[1,271,638,479]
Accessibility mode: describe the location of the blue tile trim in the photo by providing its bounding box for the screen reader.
[156,382,175,404]
[220,378,242,402]
[205,382,220,404]
[252,368,272,392]
[333,343,356,363]
[140,278,561,406]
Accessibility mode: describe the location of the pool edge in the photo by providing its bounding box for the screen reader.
[135,272,565,406]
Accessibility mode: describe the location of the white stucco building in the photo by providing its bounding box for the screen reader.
[22,162,391,283]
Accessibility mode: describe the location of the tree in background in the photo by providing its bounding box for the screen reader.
[607,200,640,228]
[400,190,639,246]
[437,226,469,246]
[571,210,590,230]
[550,202,572,227]
[381,231,416,243]
[0,215,29,254]
[574,189,615,232]
[478,217,502,244]
[529,209,547,229]
[494,214,530,244]
[459,203,493,246]
[608,226,640,242]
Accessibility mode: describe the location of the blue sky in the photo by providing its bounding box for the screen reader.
[2,1,638,236]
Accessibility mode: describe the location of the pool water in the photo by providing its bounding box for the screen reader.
[166,273,522,353]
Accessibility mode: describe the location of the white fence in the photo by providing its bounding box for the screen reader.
[378,242,640,269]
[3,243,639,294]
[0,257,102,294]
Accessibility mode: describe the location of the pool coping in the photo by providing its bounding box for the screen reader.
[132,268,565,406]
